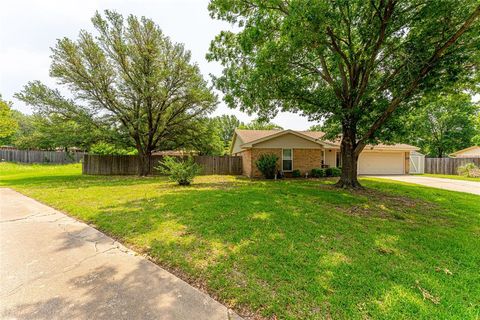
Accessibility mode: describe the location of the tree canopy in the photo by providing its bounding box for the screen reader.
[208,0,480,187]
[401,93,479,157]
[23,10,217,175]
[212,114,243,149]
[0,96,18,142]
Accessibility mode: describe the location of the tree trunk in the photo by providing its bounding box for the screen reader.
[335,128,362,189]
[138,150,152,176]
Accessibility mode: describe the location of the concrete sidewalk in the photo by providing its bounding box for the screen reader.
[0,188,241,320]
[370,175,480,196]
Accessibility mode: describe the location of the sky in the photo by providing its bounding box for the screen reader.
[0,0,318,130]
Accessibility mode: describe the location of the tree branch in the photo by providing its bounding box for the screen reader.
[355,4,480,154]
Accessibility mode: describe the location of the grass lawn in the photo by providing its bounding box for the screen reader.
[419,173,480,182]
[1,163,479,319]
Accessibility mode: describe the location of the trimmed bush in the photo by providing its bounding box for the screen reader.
[292,169,301,178]
[311,168,325,178]
[156,156,201,185]
[326,167,342,177]
[255,153,279,179]
[331,167,342,177]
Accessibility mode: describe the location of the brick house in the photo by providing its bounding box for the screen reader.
[231,129,419,178]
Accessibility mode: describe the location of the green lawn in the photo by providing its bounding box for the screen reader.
[1,163,479,319]
[420,173,480,182]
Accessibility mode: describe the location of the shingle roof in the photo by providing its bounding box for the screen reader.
[235,129,283,143]
[234,129,418,150]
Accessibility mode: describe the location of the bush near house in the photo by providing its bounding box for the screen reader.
[255,153,278,179]
[311,168,326,178]
[156,156,201,185]
[457,163,480,178]
[326,167,342,177]
[292,169,301,178]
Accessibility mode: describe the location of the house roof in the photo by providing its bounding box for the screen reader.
[233,129,419,151]
[236,129,338,148]
[449,145,480,156]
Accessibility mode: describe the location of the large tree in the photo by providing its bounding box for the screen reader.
[212,114,243,148]
[43,10,216,175]
[402,93,478,157]
[208,0,480,188]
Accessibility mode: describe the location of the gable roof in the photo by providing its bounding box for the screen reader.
[232,129,419,153]
[449,145,480,156]
[236,129,337,148]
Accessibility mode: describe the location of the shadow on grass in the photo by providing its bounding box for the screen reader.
[87,180,476,318]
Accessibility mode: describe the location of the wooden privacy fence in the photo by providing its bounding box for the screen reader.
[0,149,85,164]
[425,157,480,175]
[82,154,243,176]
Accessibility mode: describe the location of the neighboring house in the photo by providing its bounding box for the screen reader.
[449,146,480,158]
[231,129,419,177]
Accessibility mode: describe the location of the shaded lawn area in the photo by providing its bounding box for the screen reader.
[420,173,480,182]
[1,163,479,319]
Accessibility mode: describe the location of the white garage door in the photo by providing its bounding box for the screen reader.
[358,152,404,175]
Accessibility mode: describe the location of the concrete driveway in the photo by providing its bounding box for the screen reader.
[0,188,241,320]
[370,175,480,196]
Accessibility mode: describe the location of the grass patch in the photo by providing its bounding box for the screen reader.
[419,173,480,182]
[1,163,479,319]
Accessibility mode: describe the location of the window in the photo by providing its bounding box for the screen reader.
[282,149,292,171]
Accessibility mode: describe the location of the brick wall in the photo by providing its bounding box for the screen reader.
[293,149,322,175]
[238,150,252,177]
[247,148,323,177]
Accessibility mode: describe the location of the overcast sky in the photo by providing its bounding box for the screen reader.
[0,0,318,130]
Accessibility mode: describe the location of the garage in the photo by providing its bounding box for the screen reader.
[358,152,404,175]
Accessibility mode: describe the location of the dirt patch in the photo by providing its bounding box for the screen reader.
[328,186,439,220]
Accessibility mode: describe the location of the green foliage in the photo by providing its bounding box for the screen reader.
[212,114,243,150]
[472,114,480,146]
[188,118,225,156]
[457,162,480,178]
[18,11,216,174]
[400,93,479,157]
[15,81,130,151]
[239,118,283,130]
[0,96,18,140]
[292,169,301,178]
[326,167,342,177]
[311,168,326,178]
[156,156,201,185]
[255,153,278,179]
[208,0,480,186]
[89,142,137,155]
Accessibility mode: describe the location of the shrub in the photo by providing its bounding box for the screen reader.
[311,168,325,178]
[89,142,138,155]
[292,169,301,178]
[458,162,480,178]
[156,156,201,185]
[326,167,342,177]
[331,167,342,177]
[255,153,279,179]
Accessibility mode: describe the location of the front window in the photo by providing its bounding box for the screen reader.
[282,149,292,171]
